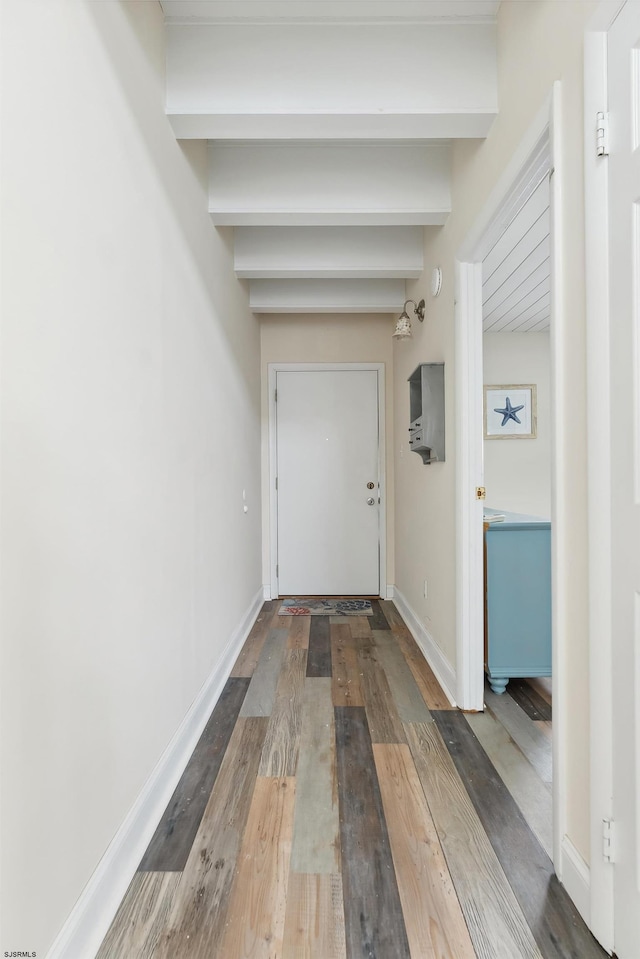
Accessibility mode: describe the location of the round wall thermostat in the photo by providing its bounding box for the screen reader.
[431,266,443,298]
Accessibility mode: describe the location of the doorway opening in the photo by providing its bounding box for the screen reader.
[268,362,387,600]
[454,93,564,876]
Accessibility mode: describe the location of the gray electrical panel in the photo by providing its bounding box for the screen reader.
[408,363,445,465]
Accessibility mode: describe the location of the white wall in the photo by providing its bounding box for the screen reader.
[260,315,395,592]
[0,3,261,955]
[483,332,551,517]
[394,0,597,862]
[392,296,455,663]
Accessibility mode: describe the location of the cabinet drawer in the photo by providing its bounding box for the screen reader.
[485,524,551,676]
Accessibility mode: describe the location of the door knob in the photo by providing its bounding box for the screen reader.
[366,497,375,505]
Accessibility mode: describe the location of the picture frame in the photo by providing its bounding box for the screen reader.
[484,384,537,439]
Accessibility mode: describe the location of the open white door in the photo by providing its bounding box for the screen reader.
[274,368,382,596]
[608,3,640,954]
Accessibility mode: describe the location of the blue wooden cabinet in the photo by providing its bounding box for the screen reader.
[484,509,551,694]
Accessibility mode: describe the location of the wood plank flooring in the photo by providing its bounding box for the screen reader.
[433,710,598,959]
[139,677,249,872]
[99,600,606,959]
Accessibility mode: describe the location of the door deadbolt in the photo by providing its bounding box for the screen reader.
[367,482,375,489]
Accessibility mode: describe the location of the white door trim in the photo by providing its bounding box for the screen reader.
[454,257,485,710]
[455,93,572,871]
[455,96,553,707]
[548,80,569,886]
[268,362,387,599]
[583,2,627,951]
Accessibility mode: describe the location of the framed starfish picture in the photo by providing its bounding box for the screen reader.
[483,384,537,439]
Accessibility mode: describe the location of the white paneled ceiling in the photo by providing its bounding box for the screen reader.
[160,0,500,312]
[482,176,551,333]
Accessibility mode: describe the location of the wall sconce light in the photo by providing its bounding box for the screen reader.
[392,298,425,339]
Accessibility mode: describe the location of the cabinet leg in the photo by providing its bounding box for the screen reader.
[489,676,509,695]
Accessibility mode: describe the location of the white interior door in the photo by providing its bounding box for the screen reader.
[609,3,640,955]
[275,369,380,596]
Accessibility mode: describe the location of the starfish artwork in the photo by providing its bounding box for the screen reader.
[494,395,525,426]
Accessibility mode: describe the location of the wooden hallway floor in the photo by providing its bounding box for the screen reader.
[97,600,605,959]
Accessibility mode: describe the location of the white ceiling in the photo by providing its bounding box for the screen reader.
[482,175,551,334]
[161,1,500,312]
[160,1,500,23]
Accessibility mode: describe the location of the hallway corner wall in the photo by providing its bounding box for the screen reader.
[393,0,597,866]
[0,2,261,955]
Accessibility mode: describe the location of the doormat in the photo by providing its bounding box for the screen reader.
[278,599,374,616]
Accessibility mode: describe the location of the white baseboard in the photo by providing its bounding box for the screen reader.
[263,584,272,600]
[385,584,395,600]
[45,586,264,959]
[560,835,591,928]
[391,588,457,706]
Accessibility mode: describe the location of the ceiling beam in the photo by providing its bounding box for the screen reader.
[166,22,497,139]
[209,142,450,226]
[249,278,406,312]
[160,1,500,24]
[234,226,424,278]
[168,112,495,140]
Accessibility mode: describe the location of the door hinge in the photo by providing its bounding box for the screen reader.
[274,389,278,402]
[596,111,609,157]
[602,817,615,862]
[476,486,486,500]
[276,564,279,577]
[275,476,278,490]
